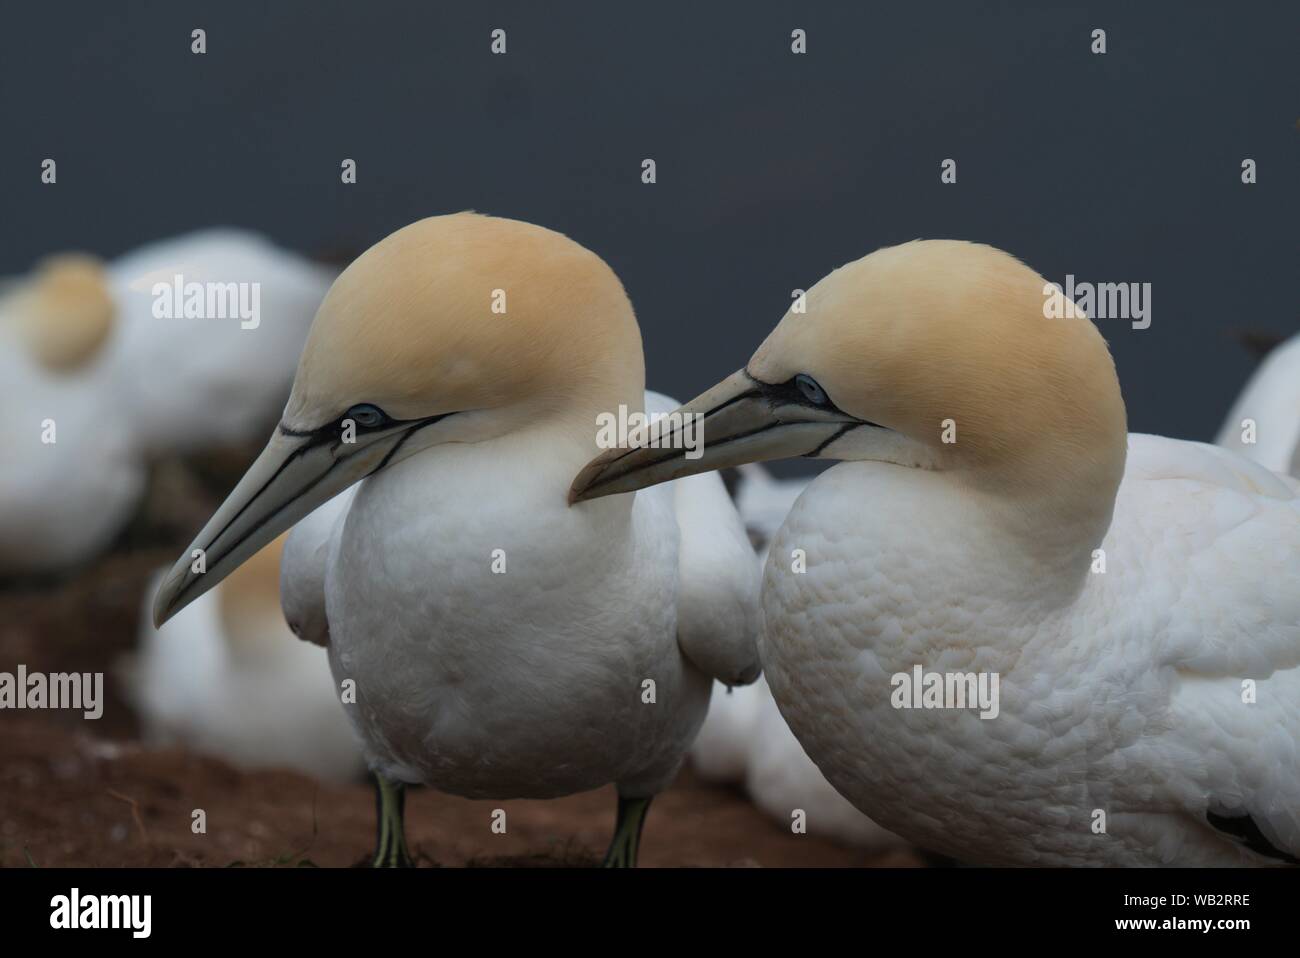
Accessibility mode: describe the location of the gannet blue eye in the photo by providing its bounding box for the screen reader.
[794,374,828,406]
[344,404,388,429]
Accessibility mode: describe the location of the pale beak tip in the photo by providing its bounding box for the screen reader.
[567,470,598,505]
[568,448,626,505]
[150,564,191,629]
[151,588,176,630]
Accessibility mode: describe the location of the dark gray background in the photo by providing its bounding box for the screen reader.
[2,2,1295,472]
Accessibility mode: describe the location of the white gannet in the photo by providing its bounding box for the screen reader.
[152,213,760,867]
[1215,332,1300,477]
[124,534,365,782]
[0,256,145,575]
[0,232,334,575]
[690,678,764,783]
[105,229,337,455]
[572,239,1300,866]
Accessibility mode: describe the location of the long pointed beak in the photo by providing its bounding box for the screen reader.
[569,369,866,503]
[152,418,439,627]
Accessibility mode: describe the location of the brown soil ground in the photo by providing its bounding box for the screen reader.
[0,454,925,869]
[1,717,923,868]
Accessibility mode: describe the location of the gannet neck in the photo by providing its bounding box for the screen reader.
[436,411,646,533]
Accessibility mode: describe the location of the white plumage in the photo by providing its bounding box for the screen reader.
[1215,332,1300,477]
[0,231,333,574]
[732,463,812,551]
[0,325,143,575]
[690,464,907,850]
[281,487,357,648]
[105,230,336,455]
[763,434,1299,865]
[275,392,761,799]
[744,676,905,849]
[690,679,765,783]
[321,388,758,799]
[124,538,365,783]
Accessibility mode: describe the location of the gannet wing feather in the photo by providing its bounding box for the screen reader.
[1124,435,1299,674]
[280,486,357,647]
[645,390,761,686]
[1112,434,1300,861]
[1214,332,1300,477]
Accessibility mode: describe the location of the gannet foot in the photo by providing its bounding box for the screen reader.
[601,793,653,868]
[369,773,414,868]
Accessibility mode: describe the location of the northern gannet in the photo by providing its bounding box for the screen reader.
[0,256,144,574]
[0,232,333,575]
[105,230,336,455]
[152,213,760,867]
[124,535,365,782]
[1215,332,1300,477]
[572,239,1300,866]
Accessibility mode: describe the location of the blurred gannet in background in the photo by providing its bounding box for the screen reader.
[573,239,1300,866]
[692,464,906,850]
[106,229,337,454]
[0,257,144,574]
[1215,332,1300,477]
[731,463,811,552]
[0,231,333,575]
[124,535,364,782]
[153,213,760,867]
[690,675,764,783]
